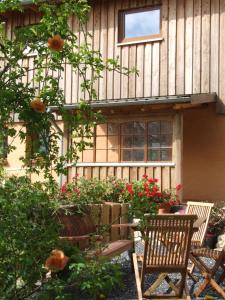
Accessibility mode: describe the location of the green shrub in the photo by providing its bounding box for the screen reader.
[0,176,61,300]
[68,257,123,300]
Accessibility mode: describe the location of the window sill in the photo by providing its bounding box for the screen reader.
[117,37,164,47]
[68,162,175,168]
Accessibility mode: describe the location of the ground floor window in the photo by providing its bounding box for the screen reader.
[80,119,173,163]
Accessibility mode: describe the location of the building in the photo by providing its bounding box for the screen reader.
[2,0,225,203]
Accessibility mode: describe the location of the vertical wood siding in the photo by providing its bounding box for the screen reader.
[67,165,175,189]
[5,0,225,109]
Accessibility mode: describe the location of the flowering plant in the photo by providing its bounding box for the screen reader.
[121,174,181,218]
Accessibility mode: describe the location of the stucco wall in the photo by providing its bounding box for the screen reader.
[183,104,225,203]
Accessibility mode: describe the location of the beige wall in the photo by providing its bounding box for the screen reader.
[183,104,225,203]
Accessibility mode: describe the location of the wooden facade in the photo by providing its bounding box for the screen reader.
[3,0,224,107]
[3,0,225,202]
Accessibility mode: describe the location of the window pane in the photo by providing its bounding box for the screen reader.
[83,150,94,162]
[148,135,160,148]
[161,134,172,147]
[121,122,133,134]
[122,149,132,161]
[161,121,173,134]
[133,135,145,147]
[124,8,160,39]
[108,150,119,162]
[108,136,119,149]
[161,149,172,161]
[148,149,160,161]
[122,136,133,148]
[133,149,144,161]
[96,124,107,135]
[148,121,160,134]
[96,136,107,149]
[133,122,145,134]
[96,150,107,162]
[108,123,119,135]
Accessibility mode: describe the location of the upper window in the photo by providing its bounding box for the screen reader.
[118,6,161,43]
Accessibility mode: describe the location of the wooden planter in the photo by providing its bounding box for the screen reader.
[57,203,129,243]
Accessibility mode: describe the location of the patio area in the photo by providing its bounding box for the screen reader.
[71,243,224,300]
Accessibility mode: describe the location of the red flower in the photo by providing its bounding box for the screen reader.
[60,183,67,193]
[153,178,158,183]
[169,200,174,206]
[138,192,145,197]
[142,174,148,179]
[176,184,182,192]
[126,184,134,194]
[147,178,154,183]
[153,186,158,193]
[74,187,80,194]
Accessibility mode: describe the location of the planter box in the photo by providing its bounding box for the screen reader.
[58,203,129,243]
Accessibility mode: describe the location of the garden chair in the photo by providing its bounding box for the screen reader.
[58,213,134,264]
[189,245,225,298]
[186,201,214,248]
[133,214,197,299]
[186,201,214,275]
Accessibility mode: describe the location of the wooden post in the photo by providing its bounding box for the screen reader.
[173,112,183,200]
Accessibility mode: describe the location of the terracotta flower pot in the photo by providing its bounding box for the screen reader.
[158,203,171,214]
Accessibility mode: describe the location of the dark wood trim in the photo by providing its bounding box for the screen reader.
[118,5,162,44]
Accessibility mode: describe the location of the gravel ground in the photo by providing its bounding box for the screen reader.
[72,242,224,300]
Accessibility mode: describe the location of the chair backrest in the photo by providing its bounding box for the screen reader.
[143,214,197,270]
[186,201,214,247]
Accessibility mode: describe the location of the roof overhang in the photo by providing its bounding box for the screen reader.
[48,93,217,112]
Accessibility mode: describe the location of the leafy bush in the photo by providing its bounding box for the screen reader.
[58,176,126,210]
[207,202,225,235]
[0,176,61,300]
[68,257,123,300]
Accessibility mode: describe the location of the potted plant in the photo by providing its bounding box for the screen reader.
[120,174,181,219]
[204,203,225,249]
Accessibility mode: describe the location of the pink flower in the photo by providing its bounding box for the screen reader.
[176,184,182,192]
[72,173,79,180]
[74,187,80,194]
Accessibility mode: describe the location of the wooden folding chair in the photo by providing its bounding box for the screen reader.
[133,214,197,299]
[190,246,225,299]
[186,201,214,248]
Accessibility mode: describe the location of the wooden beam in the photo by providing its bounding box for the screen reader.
[173,103,204,110]
[173,112,183,200]
[191,93,217,104]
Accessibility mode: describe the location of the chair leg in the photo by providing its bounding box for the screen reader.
[133,253,143,300]
[194,278,210,297]
[210,278,225,299]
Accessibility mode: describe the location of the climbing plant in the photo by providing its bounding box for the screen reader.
[0,0,134,180]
